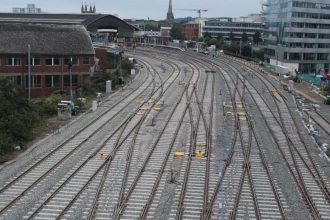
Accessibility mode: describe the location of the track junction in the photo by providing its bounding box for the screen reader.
[0,47,330,220]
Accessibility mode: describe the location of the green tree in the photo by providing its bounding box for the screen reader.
[216,33,223,41]
[197,37,204,42]
[204,32,212,38]
[208,38,218,46]
[144,23,160,31]
[241,32,249,43]
[242,44,252,57]
[0,78,40,154]
[170,24,183,40]
[253,31,262,44]
[229,31,235,42]
[204,35,211,45]
[215,34,225,49]
[224,42,240,54]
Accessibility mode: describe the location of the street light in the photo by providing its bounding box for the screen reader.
[249,42,253,58]
[28,44,31,100]
[68,57,73,101]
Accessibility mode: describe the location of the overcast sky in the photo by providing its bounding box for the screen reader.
[2,0,261,20]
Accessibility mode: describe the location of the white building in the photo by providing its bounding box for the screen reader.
[264,0,330,73]
[202,15,265,41]
[12,4,41,14]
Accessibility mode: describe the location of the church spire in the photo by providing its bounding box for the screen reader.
[168,0,173,13]
[166,0,174,25]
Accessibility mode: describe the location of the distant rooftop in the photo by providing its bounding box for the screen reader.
[0,22,94,55]
[12,4,42,14]
[0,13,137,33]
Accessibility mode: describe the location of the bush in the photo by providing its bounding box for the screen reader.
[37,94,67,116]
[0,78,41,155]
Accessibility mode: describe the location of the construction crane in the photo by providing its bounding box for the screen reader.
[176,9,208,18]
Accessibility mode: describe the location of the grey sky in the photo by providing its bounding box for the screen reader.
[1,0,261,20]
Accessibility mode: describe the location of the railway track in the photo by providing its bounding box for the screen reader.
[219,55,330,219]
[1,47,330,219]
[0,54,179,219]
[111,60,199,219]
[0,68,155,218]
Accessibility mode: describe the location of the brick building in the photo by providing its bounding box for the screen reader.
[0,13,135,98]
[0,22,95,98]
[181,20,200,40]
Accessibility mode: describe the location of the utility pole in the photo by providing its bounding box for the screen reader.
[68,57,73,101]
[250,42,253,58]
[28,44,31,100]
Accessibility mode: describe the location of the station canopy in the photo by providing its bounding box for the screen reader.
[0,13,137,35]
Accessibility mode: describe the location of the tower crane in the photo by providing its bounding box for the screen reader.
[176,9,208,18]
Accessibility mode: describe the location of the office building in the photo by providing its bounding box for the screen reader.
[202,15,265,41]
[12,4,41,14]
[263,0,330,73]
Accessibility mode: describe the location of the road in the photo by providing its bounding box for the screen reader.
[0,47,330,220]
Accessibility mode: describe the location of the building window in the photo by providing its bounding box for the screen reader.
[7,76,22,86]
[63,75,78,87]
[53,75,60,87]
[45,57,60,66]
[317,53,330,60]
[25,75,42,88]
[26,57,41,66]
[45,75,52,87]
[303,53,316,60]
[6,57,21,66]
[289,53,301,60]
[33,57,41,66]
[53,58,60,65]
[83,56,90,65]
[64,57,78,66]
[45,75,60,88]
[304,43,317,48]
[305,33,316,39]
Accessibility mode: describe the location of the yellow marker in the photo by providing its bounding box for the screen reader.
[148,99,155,105]
[239,116,247,121]
[236,104,243,109]
[238,112,246,117]
[136,98,142,104]
[140,107,148,111]
[197,150,204,158]
[175,152,185,157]
[226,112,233,117]
[137,111,144,115]
[153,107,161,112]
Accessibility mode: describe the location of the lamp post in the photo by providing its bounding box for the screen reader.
[249,42,253,58]
[68,57,73,101]
[27,44,31,100]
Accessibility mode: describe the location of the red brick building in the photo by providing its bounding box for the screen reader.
[181,21,199,40]
[0,23,95,98]
[0,13,135,98]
